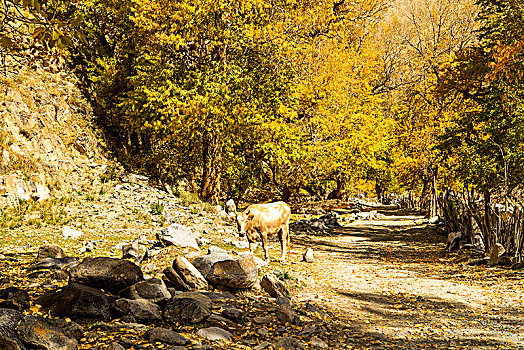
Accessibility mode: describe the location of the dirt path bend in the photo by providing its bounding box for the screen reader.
[290,211,524,349]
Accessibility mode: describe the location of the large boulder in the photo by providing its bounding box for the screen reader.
[115,298,162,322]
[173,256,208,291]
[16,316,78,350]
[192,253,231,278]
[207,254,259,289]
[163,267,191,291]
[119,278,171,303]
[225,199,237,214]
[260,274,291,298]
[158,224,199,250]
[69,257,143,294]
[163,292,212,324]
[37,245,65,260]
[36,283,117,321]
[0,308,25,350]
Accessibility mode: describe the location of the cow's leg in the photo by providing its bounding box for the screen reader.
[278,227,288,263]
[248,240,255,253]
[261,233,269,261]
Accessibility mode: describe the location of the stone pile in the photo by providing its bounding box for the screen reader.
[1,246,336,350]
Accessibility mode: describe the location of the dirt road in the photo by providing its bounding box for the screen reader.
[290,210,524,349]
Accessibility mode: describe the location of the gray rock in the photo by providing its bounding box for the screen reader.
[221,305,243,321]
[17,316,78,350]
[173,256,208,291]
[37,283,117,321]
[208,246,228,255]
[207,254,259,289]
[260,274,291,298]
[62,226,83,239]
[163,292,212,324]
[207,314,229,325]
[159,224,199,250]
[146,327,190,345]
[231,240,250,249]
[225,199,236,214]
[119,278,171,303]
[196,326,233,341]
[274,337,306,350]
[0,308,25,350]
[311,337,328,348]
[27,257,79,271]
[302,248,314,263]
[254,341,271,350]
[122,241,140,259]
[37,245,65,260]
[69,257,144,294]
[257,328,269,337]
[0,287,30,311]
[192,253,231,278]
[115,298,162,322]
[276,306,294,324]
[163,267,191,291]
[253,316,271,325]
[276,296,291,307]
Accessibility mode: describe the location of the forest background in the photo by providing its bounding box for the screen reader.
[1,0,524,257]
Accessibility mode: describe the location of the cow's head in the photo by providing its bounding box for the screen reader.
[235,212,247,237]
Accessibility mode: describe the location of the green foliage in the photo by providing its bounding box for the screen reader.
[150,201,164,216]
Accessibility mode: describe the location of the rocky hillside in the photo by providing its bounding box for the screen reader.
[0,64,109,207]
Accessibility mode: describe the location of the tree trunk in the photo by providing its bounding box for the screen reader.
[200,124,222,204]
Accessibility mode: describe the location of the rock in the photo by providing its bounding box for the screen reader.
[276,296,292,307]
[163,292,212,324]
[276,306,294,324]
[192,253,231,278]
[122,241,140,259]
[68,257,144,294]
[0,308,25,350]
[206,254,259,289]
[0,287,30,311]
[274,337,306,350]
[38,318,84,339]
[119,173,149,186]
[467,257,489,266]
[231,240,250,249]
[196,327,233,341]
[302,248,314,263]
[255,341,271,350]
[78,241,95,254]
[115,298,161,322]
[221,305,243,321]
[257,328,269,337]
[37,283,117,321]
[490,243,506,265]
[225,199,237,214]
[27,257,79,271]
[208,246,228,255]
[260,274,291,298]
[253,316,272,325]
[62,226,83,239]
[173,256,208,291]
[239,251,268,268]
[37,245,65,259]
[311,337,328,348]
[107,342,125,350]
[17,316,78,350]
[207,314,229,325]
[163,267,191,291]
[119,278,171,303]
[158,224,199,250]
[146,327,190,345]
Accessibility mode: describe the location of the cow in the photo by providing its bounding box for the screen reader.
[235,201,291,262]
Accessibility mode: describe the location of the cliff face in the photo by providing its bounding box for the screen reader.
[0,65,109,206]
